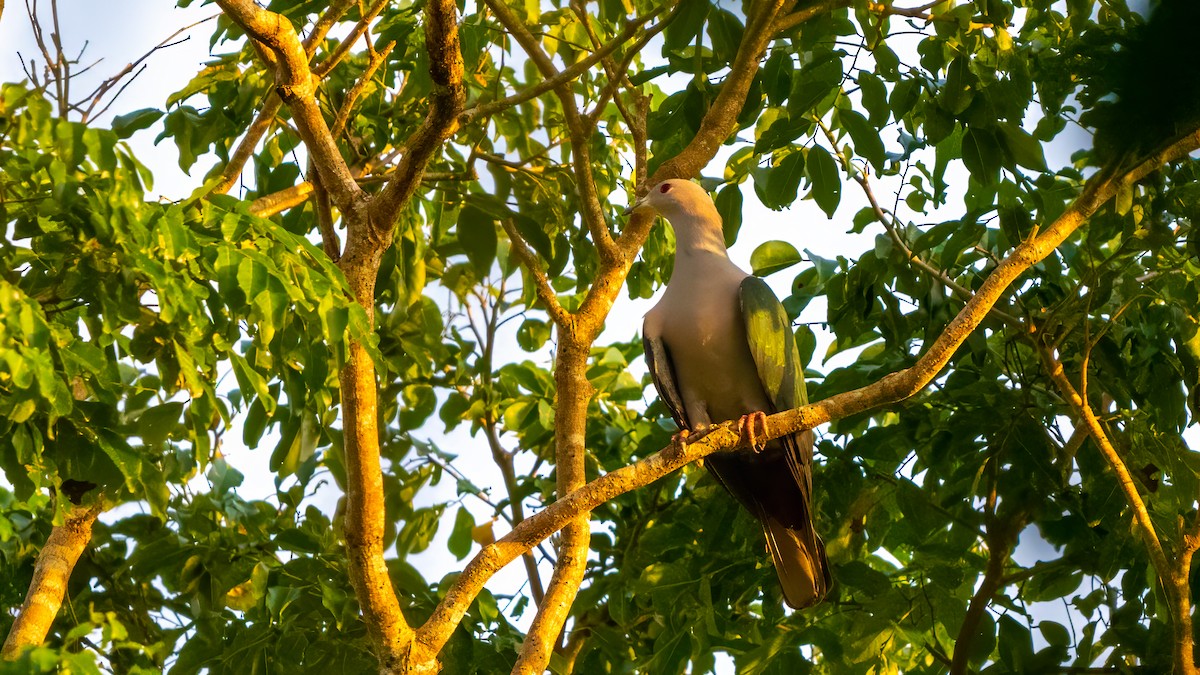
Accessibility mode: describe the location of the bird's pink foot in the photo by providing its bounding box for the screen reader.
[674,424,718,447]
[737,411,769,452]
[671,428,691,447]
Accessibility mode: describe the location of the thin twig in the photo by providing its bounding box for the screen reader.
[500,218,569,328]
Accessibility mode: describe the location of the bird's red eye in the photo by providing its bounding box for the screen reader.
[659,183,672,193]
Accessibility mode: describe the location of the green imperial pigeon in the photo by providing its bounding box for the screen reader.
[633,179,830,609]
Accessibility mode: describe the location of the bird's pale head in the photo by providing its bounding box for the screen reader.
[629,179,721,230]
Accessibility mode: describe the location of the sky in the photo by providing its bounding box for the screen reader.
[3,0,1196,667]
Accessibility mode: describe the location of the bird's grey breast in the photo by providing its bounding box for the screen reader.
[645,267,772,427]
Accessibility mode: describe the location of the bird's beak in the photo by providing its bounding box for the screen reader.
[622,194,649,217]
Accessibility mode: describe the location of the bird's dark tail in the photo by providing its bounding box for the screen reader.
[763,515,830,609]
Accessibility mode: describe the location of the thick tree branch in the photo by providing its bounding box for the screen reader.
[214,0,364,210]
[332,2,464,671]
[368,0,464,233]
[2,504,101,659]
[950,510,1029,674]
[338,332,415,671]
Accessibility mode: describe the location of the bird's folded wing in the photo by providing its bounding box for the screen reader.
[739,276,807,413]
[643,334,690,431]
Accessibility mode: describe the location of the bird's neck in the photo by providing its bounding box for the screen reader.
[668,212,737,280]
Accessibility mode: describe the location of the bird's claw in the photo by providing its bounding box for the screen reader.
[674,424,720,448]
[737,412,769,453]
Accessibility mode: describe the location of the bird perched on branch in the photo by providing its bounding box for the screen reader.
[633,179,830,609]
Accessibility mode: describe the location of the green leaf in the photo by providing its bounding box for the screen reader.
[1039,621,1071,648]
[229,352,276,416]
[716,184,744,246]
[961,127,1002,185]
[806,145,841,217]
[448,507,475,560]
[439,392,471,432]
[890,78,921,120]
[663,0,710,50]
[857,71,889,125]
[706,9,744,63]
[517,319,551,352]
[111,109,163,139]
[396,507,443,555]
[457,205,499,275]
[750,241,803,276]
[788,53,843,117]
[998,122,1047,172]
[940,57,975,115]
[762,50,794,106]
[761,152,806,210]
[138,402,184,445]
[207,458,244,496]
[998,615,1034,671]
[838,108,886,172]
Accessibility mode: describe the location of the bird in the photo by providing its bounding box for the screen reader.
[632,178,830,609]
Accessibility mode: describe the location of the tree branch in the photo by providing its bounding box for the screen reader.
[213,0,387,197]
[500,218,569,328]
[461,9,663,124]
[2,503,102,659]
[311,0,391,79]
[367,0,464,236]
[214,0,364,210]
[616,0,839,261]
[483,0,620,265]
[774,0,853,32]
[330,40,395,139]
[760,126,1200,443]
[1035,341,1194,674]
[312,166,340,261]
[817,120,1023,326]
[645,0,790,185]
[473,285,546,608]
[213,94,283,197]
[950,509,1029,674]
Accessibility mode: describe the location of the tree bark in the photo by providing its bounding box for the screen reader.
[512,335,593,673]
[2,504,101,660]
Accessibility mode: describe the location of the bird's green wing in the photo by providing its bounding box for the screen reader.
[739,276,806,412]
[739,276,830,608]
